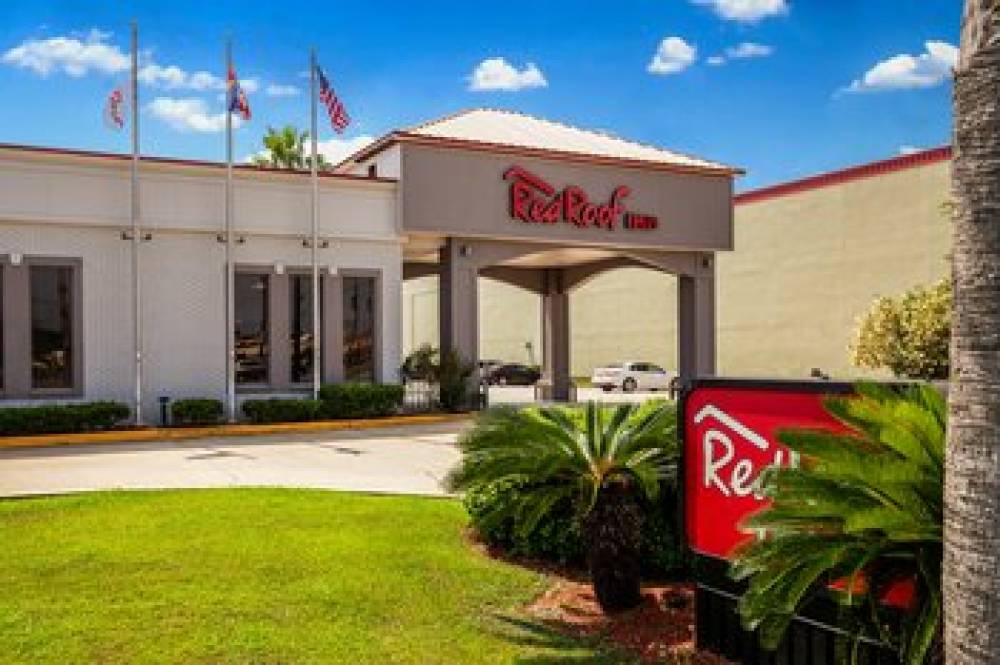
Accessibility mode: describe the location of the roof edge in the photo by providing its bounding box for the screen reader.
[342,131,744,177]
[0,142,398,184]
[735,146,952,206]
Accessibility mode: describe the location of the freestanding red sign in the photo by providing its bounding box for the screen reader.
[683,380,851,560]
[683,379,910,663]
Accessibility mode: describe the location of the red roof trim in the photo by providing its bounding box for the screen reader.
[0,142,398,184]
[734,146,952,206]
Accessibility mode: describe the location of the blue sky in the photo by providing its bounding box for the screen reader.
[0,1,959,190]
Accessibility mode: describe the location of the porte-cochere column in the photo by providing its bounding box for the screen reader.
[541,269,571,402]
[677,254,716,380]
[438,238,480,378]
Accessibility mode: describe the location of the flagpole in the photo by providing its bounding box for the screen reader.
[310,48,321,400]
[130,20,143,426]
[225,38,236,422]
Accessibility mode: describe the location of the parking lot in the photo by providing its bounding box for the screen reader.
[486,385,671,405]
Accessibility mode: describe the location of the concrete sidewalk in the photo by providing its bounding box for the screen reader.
[0,421,468,498]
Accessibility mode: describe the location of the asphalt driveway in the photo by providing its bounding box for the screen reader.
[0,421,469,498]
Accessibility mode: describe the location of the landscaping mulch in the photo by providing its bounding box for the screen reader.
[526,577,734,665]
[467,532,733,663]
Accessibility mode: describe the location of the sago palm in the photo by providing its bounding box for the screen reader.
[730,382,944,664]
[447,400,677,611]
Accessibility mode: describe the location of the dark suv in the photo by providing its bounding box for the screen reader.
[486,363,541,386]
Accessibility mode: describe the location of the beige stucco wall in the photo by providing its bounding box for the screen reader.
[402,275,544,366]
[402,158,950,379]
[569,269,677,375]
[718,160,950,378]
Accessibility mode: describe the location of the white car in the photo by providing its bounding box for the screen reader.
[591,361,675,393]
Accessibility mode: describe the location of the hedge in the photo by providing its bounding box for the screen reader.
[0,401,131,436]
[463,478,686,576]
[241,384,405,424]
[241,398,321,424]
[171,399,224,426]
[319,383,404,418]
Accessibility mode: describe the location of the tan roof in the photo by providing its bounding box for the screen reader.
[344,108,741,176]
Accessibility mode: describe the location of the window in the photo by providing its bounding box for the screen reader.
[30,265,74,390]
[0,266,4,392]
[290,274,322,384]
[343,275,375,382]
[235,272,269,384]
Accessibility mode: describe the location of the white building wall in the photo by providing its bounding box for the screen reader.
[0,151,401,420]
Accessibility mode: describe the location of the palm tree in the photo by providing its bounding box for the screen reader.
[731,383,945,664]
[946,3,1000,663]
[447,401,677,612]
[251,125,330,171]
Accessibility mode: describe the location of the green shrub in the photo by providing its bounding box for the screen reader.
[400,344,437,382]
[319,383,404,419]
[170,399,224,426]
[463,477,685,576]
[464,479,584,564]
[434,348,475,413]
[0,401,130,436]
[241,398,321,424]
[851,278,950,380]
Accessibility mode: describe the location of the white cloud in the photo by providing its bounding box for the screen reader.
[844,41,958,93]
[708,42,774,66]
[727,42,774,59]
[316,135,375,164]
[148,97,238,133]
[691,0,788,22]
[266,83,300,97]
[2,29,259,95]
[468,57,547,91]
[1,28,129,77]
[139,64,216,89]
[899,145,922,155]
[139,64,258,93]
[647,37,697,75]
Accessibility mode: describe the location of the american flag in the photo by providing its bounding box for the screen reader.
[316,65,350,134]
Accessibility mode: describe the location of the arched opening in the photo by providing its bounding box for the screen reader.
[403,238,714,403]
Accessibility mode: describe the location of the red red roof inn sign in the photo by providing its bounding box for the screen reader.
[504,166,659,231]
[682,379,852,559]
[681,379,914,661]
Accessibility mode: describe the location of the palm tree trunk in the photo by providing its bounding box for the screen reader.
[946,3,1000,663]
[582,482,643,612]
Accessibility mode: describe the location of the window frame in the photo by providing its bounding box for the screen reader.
[0,256,84,400]
[0,258,5,398]
[233,264,359,393]
[233,267,273,392]
[338,268,382,384]
[287,269,324,388]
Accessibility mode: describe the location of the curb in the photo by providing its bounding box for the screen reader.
[0,413,473,450]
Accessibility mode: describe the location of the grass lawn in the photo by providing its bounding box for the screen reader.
[0,489,626,664]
